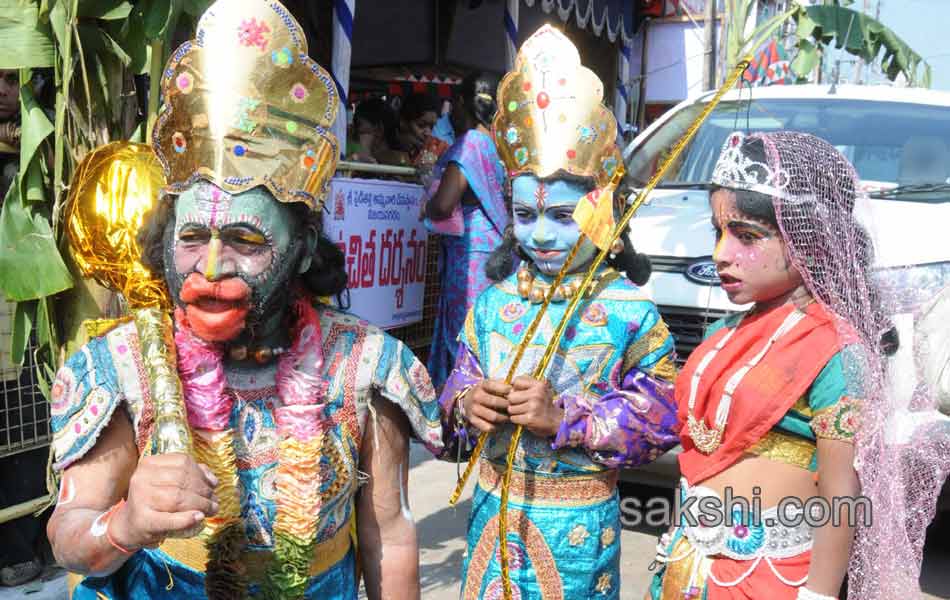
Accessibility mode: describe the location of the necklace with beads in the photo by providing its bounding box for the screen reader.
[685,300,813,454]
[516,264,608,304]
[225,343,288,363]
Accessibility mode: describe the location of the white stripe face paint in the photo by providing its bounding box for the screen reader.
[397,462,412,522]
[58,476,77,506]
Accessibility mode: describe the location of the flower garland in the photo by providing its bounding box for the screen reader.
[175,296,327,600]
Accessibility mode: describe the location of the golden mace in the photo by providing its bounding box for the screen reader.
[65,143,193,452]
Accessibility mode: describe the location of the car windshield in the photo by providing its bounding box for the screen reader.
[625,97,950,203]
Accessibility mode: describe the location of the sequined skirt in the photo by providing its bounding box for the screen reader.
[460,460,621,600]
[649,481,814,600]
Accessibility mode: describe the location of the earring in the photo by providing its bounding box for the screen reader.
[609,238,624,259]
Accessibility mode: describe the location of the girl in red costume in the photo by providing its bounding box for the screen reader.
[648,130,926,600]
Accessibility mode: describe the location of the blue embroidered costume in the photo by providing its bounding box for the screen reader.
[51,309,442,599]
[440,269,679,599]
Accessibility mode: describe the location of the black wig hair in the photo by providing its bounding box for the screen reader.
[457,71,500,128]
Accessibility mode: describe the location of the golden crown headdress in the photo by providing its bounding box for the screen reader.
[492,25,622,189]
[152,0,339,211]
[493,25,624,250]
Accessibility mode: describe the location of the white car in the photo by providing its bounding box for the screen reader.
[621,84,950,507]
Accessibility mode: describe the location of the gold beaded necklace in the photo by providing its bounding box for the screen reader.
[518,263,616,304]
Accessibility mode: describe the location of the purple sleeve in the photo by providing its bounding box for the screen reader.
[436,342,484,459]
[552,369,679,468]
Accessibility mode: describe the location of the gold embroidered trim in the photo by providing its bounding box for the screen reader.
[478,461,617,506]
[622,318,673,375]
[647,355,678,383]
[811,396,861,441]
[746,430,816,469]
[789,394,813,418]
[657,535,714,600]
[567,524,590,546]
[82,316,133,342]
[595,572,612,594]
[600,527,616,548]
[463,509,563,600]
[463,307,479,358]
[158,517,351,581]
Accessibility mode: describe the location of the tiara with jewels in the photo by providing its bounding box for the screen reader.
[710,132,792,200]
[492,25,622,188]
[152,0,339,211]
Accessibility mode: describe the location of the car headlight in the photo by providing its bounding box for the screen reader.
[875,262,950,314]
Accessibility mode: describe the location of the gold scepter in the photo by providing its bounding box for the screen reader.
[449,57,753,600]
[65,142,194,478]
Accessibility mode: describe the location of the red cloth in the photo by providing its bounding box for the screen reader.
[676,302,843,483]
[707,551,813,600]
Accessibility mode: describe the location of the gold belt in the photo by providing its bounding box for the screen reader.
[478,460,617,507]
[66,524,351,598]
[158,520,352,580]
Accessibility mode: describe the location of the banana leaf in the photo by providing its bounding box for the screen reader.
[0,0,55,69]
[793,5,931,87]
[0,177,72,301]
[0,77,73,302]
[77,0,133,20]
[10,299,35,367]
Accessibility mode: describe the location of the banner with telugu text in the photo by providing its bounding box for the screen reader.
[323,177,428,329]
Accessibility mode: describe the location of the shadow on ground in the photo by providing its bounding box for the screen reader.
[416,498,471,596]
[619,481,675,538]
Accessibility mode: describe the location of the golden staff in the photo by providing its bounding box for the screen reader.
[449,57,752,509]
[65,142,193,456]
[464,57,750,600]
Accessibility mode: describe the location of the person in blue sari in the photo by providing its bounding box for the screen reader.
[423,71,510,390]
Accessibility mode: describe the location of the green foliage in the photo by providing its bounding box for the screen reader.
[0,78,72,303]
[0,0,56,68]
[793,4,932,87]
[0,0,211,382]
[724,0,930,88]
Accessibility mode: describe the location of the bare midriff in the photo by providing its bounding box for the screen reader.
[695,453,817,509]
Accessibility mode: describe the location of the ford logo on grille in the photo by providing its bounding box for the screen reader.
[684,259,720,285]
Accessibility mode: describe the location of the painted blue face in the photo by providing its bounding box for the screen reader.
[511,175,597,275]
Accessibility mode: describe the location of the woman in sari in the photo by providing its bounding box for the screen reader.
[423,71,509,390]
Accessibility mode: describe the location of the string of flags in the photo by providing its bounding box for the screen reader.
[743,38,792,86]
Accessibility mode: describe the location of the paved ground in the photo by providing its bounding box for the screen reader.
[405,445,661,600]
[407,445,950,600]
[4,444,949,599]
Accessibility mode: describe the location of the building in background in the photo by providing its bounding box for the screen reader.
[629,0,797,129]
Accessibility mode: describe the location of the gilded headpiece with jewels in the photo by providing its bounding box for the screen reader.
[492,25,622,189]
[152,0,339,211]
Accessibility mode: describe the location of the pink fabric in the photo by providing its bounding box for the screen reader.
[423,177,465,236]
[275,296,327,407]
[274,405,325,442]
[174,308,230,431]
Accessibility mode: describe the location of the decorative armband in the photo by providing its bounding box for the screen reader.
[811,397,861,441]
